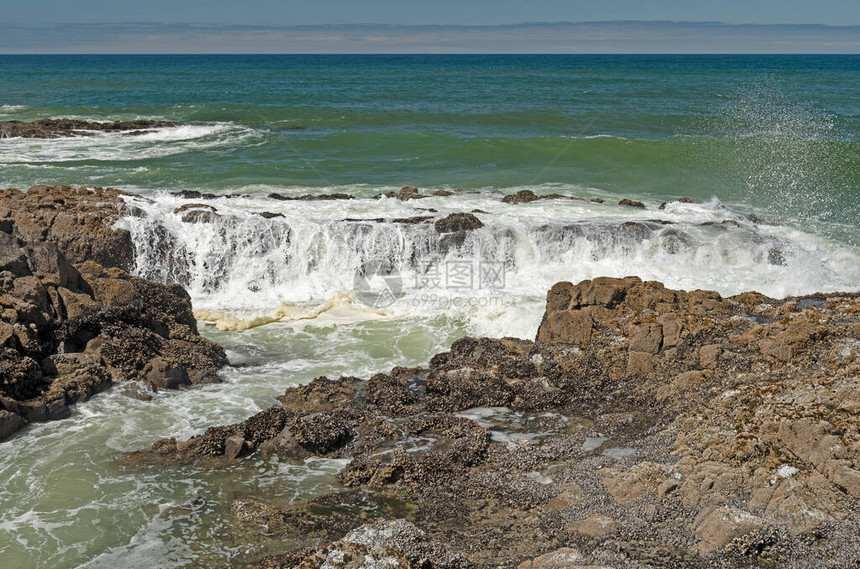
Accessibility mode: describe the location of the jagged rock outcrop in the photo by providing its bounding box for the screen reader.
[0,118,176,139]
[0,186,227,441]
[434,213,484,234]
[0,185,136,271]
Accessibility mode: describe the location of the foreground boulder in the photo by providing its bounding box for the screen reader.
[0,186,227,440]
[133,276,860,567]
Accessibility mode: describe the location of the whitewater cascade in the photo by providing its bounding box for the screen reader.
[117,191,860,336]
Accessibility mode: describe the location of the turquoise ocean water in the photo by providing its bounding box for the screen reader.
[1,55,859,568]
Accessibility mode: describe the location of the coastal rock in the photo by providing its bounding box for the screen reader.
[135,276,860,567]
[438,230,469,255]
[517,548,584,569]
[379,185,423,200]
[0,186,227,440]
[173,190,218,200]
[695,506,765,555]
[502,189,540,204]
[0,185,135,271]
[618,198,646,209]
[282,519,469,569]
[0,118,177,139]
[268,192,354,201]
[0,409,25,439]
[434,213,484,234]
[658,197,698,210]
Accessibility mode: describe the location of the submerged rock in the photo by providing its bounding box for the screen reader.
[502,189,540,204]
[618,198,646,209]
[268,192,354,201]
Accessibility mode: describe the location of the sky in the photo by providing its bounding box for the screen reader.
[1,0,859,53]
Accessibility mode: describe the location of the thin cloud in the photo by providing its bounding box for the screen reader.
[0,21,857,53]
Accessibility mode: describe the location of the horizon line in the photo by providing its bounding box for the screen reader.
[2,52,859,56]
[5,20,860,28]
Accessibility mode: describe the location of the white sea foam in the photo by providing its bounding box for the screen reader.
[0,123,252,163]
[0,104,27,118]
[117,190,860,340]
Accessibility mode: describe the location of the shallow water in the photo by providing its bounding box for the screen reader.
[1,54,859,568]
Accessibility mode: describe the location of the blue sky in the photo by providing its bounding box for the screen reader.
[1,1,859,53]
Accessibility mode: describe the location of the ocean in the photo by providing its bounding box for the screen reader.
[1,54,859,568]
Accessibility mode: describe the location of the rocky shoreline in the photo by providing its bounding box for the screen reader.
[129,277,859,568]
[1,184,857,567]
[0,186,226,440]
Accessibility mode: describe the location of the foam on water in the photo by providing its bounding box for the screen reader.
[0,123,254,164]
[0,104,28,117]
[0,336,375,569]
[195,290,390,331]
[117,189,860,342]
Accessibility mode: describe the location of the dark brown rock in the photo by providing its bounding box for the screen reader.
[172,190,218,200]
[180,209,221,223]
[267,192,354,201]
[144,357,190,390]
[0,233,30,275]
[392,185,422,200]
[286,519,470,569]
[0,118,177,139]
[0,409,25,439]
[434,213,484,234]
[502,189,540,204]
[438,230,469,254]
[172,203,216,215]
[618,198,646,209]
[375,186,423,200]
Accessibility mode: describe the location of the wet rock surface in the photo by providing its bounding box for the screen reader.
[135,276,860,568]
[0,118,176,139]
[0,186,227,440]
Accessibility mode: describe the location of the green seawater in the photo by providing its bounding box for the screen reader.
[0,55,859,568]
[1,54,858,240]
